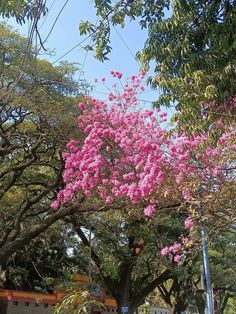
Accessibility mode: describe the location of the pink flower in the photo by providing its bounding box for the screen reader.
[79,103,86,111]
[52,72,235,212]
[174,254,182,263]
[176,175,184,184]
[161,247,170,256]
[182,188,191,200]
[117,72,123,79]
[105,196,113,204]
[144,205,156,217]
[51,200,59,209]
[184,217,194,229]
[149,198,157,204]
[169,243,181,253]
[179,235,188,245]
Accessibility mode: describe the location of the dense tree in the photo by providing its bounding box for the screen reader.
[209,228,236,313]
[69,210,189,314]
[80,0,236,128]
[0,23,92,265]
[52,72,235,313]
[0,223,84,291]
[0,0,47,24]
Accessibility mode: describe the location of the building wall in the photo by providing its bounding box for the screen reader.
[1,300,54,314]
[0,300,8,314]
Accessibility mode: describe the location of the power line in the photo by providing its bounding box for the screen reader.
[0,11,40,101]
[52,35,92,64]
[85,91,236,118]
[79,17,99,79]
[42,0,70,45]
[52,0,126,64]
[113,25,140,67]
[38,0,57,30]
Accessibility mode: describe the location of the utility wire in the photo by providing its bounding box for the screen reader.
[0,11,39,101]
[52,35,92,64]
[52,0,127,64]
[113,25,140,67]
[89,91,236,118]
[42,0,70,45]
[38,0,57,30]
[78,17,99,80]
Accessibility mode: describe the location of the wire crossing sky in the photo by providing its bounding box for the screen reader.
[1,1,160,98]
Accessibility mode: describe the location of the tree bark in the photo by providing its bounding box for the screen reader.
[0,199,85,265]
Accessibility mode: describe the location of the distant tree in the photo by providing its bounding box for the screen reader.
[0,23,91,265]
[0,220,90,292]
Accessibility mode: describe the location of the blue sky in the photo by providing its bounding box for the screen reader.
[1,0,175,116]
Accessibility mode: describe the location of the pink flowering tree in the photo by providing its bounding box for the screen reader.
[53,71,235,224]
[53,72,235,313]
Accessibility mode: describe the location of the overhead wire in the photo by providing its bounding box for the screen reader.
[112,25,140,67]
[15,1,235,121]
[38,0,57,30]
[52,0,127,64]
[52,35,92,65]
[79,16,99,78]
[88,91,236,118]
[42,0,70,45]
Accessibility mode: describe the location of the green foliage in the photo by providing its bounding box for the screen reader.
[138,303,151,314]
[140,0,236,126]
[53,289,105,314]
[0,23,90,266]
[208,228,236,312]
[82,0,236,127]
[1,224,88,291]
[0,0,47,24]
[73,210,188,311]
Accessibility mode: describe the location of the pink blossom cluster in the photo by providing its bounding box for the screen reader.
[160,217,194,264]
[203,95,236,115]
[184,217,194,229]
[160,243,183,263]
[144,205,156,217]
[51,72,235,210]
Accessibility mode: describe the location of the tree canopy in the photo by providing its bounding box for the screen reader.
[80,0,236,127]
[0,23,90,265]
[0,0,47,24]
[0,2,235,312]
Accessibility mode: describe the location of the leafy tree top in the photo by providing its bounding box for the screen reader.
[80,0,236,127]
[0,22,90,265]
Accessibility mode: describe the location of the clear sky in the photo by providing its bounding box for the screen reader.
[1,0,175,116]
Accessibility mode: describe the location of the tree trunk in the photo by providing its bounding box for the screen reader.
[196,292,206,314]
[169,301,187,314]
[116,266,133,314]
